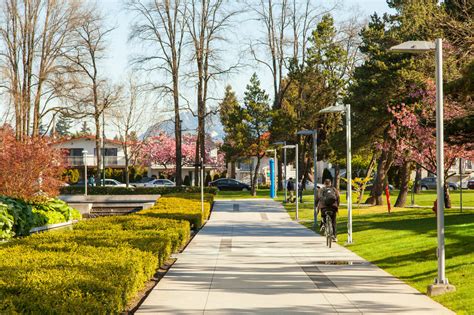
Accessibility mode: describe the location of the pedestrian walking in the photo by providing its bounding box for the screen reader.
[287,177,295,203]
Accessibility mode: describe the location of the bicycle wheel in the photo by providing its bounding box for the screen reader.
[326,214,333,248]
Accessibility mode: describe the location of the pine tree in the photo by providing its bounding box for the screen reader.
[55,114,72,137]
[242,74,272,195]
[219,85,245,178]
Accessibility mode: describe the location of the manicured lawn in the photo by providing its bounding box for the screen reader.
[282,199,474,315]
[217,187,474,208]
[215,189,272,199]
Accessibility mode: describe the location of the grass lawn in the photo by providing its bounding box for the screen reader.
[215,189,272,199]
[282,197,474,314]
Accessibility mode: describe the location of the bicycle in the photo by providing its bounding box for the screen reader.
[324,210,335,248]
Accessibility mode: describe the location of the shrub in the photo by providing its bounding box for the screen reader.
[0,203,14,240]
[0,126,65,201]
[0,243,157,314]
[59,185,218,195]
[0,197,194,313]
[139,195,213,230]
[0,196,81,239]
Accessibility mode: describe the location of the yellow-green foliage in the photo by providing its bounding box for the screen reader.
[139,194,213,230]
[0,196,198,314]
[0,244,157,314]
[0,194,210,313]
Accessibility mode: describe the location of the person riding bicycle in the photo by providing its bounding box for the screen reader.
[316,179,340,241]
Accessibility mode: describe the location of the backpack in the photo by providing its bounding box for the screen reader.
[287,180,294,191]
[321,187,337,207]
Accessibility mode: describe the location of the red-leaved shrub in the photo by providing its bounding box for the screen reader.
[0,126,65,201]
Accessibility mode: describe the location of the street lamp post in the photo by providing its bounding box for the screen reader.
[390,39,455,295]
[319,104,352,244]
[82,150,88,196]
[297,130,318,227]
[283,144,298,220]
[273,141,287,201]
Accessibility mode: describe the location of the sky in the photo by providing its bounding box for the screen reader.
[101,0,393,93]
[0,0,394,137]
[93,0,394,138]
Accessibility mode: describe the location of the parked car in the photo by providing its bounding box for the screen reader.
[468,179,474,190]
[100,179,127,187]
[209,178,251,191]
[143,179,176,187]
[364,182,394,191]
[420,177,458,190]
[131,177,155,187]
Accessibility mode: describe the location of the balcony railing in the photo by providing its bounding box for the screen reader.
[65,156,125,167]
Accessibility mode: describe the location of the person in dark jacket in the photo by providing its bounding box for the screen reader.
[287,177,295,203]
[316,179,340,241]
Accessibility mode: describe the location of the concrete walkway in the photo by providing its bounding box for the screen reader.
[137,200,454,314]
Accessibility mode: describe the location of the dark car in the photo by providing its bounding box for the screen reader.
[468,179,474,190]
[420,177,458,191]
[209,178,251,191]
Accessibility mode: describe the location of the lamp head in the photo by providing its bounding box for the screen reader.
[389,41,435,53]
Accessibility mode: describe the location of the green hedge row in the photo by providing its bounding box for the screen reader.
[59,185,218,196]
[0,197,81,239]
[0,194,212,313]
[138,194,214,230]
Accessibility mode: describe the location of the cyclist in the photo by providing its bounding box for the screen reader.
[316,179,340,241]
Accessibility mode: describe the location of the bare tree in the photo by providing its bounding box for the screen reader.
[128,0,188,186]
[185,0,240,186]
[111,76,148,187]
[249,0,337,189]
[0,0,82,140]
[63,7,117,182]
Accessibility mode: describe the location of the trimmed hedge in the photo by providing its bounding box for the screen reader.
[0,194,210,313]
[139,194,213,230]
[59,185,218,195]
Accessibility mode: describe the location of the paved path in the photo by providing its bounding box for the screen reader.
[137,200,454,314]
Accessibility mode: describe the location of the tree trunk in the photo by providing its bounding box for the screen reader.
[414,164,422,193]
[366,150,393,205]
[358,153,377,204]
[94,115,102,184]
[334,164,340,190]
[444,183,452,209]
[230,160,236,179]
[394,161,412,207]
[251,157,261,196]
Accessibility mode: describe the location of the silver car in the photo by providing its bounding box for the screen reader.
[143,179,176,187]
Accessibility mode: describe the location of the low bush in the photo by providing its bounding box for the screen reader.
[139,194,213,230]
[0,196,81,239]
[60,185,218,196]
[0,193,207,313]
[0,244,157,314]
[0,203,14,240]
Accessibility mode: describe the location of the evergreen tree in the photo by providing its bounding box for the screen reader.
[242,74,272,195]
[55,113,72,137]
[219,85,245,179]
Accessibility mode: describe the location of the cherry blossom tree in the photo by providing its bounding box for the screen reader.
[139,133,225,176]
[387,82,473,208]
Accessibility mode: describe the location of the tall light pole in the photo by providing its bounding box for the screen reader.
[319,104,352,244]
[297,130,318,227]
[390,39,455,295]
[266,149,277,198]
[273,141,287,201]
[82,150,88,196]
[283,144,298,220]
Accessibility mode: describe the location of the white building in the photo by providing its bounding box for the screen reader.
[54,136,126,169]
